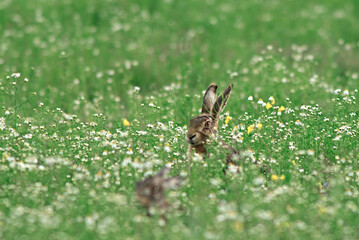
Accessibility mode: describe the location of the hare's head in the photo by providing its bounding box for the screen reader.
[186,83,233,146]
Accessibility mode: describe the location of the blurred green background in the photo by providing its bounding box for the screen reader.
[1,0,358,123]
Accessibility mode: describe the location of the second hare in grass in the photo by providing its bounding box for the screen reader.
[136,167,184,218]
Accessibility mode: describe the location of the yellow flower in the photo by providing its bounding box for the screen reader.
[278,106,285,112]
[318,207,327,214]
[266,102,272,110]
[233,221,244,231]
[247,124,255,134]
[257,123,263,130]
[225,115,232,124]
[269,96,275,105]
[271,173,284,181]
[271,174,279,180]
[123,118,130,126]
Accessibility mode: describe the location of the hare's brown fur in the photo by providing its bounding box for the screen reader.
[186,83,235,160]
[185,83,270,175]
[136,167,184,217]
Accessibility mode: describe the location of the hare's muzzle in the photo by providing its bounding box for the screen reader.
[185,133,197,145]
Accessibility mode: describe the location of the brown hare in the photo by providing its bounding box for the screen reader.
[185,83,270,174]
[186,83,239,158]
[136,167,184,218]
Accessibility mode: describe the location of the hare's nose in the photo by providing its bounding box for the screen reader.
[189,134,196,140]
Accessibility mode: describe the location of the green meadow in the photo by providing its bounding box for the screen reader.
[0,0,358,239]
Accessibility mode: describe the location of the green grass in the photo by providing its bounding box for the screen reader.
[0,0,358,239]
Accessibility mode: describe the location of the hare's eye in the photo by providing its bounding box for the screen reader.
[205,121,210,126]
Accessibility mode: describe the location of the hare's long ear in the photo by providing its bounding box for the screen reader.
[152,166,170,185]
[212,84,233,120]
[202,83,218,114]
[156,167,170,178]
